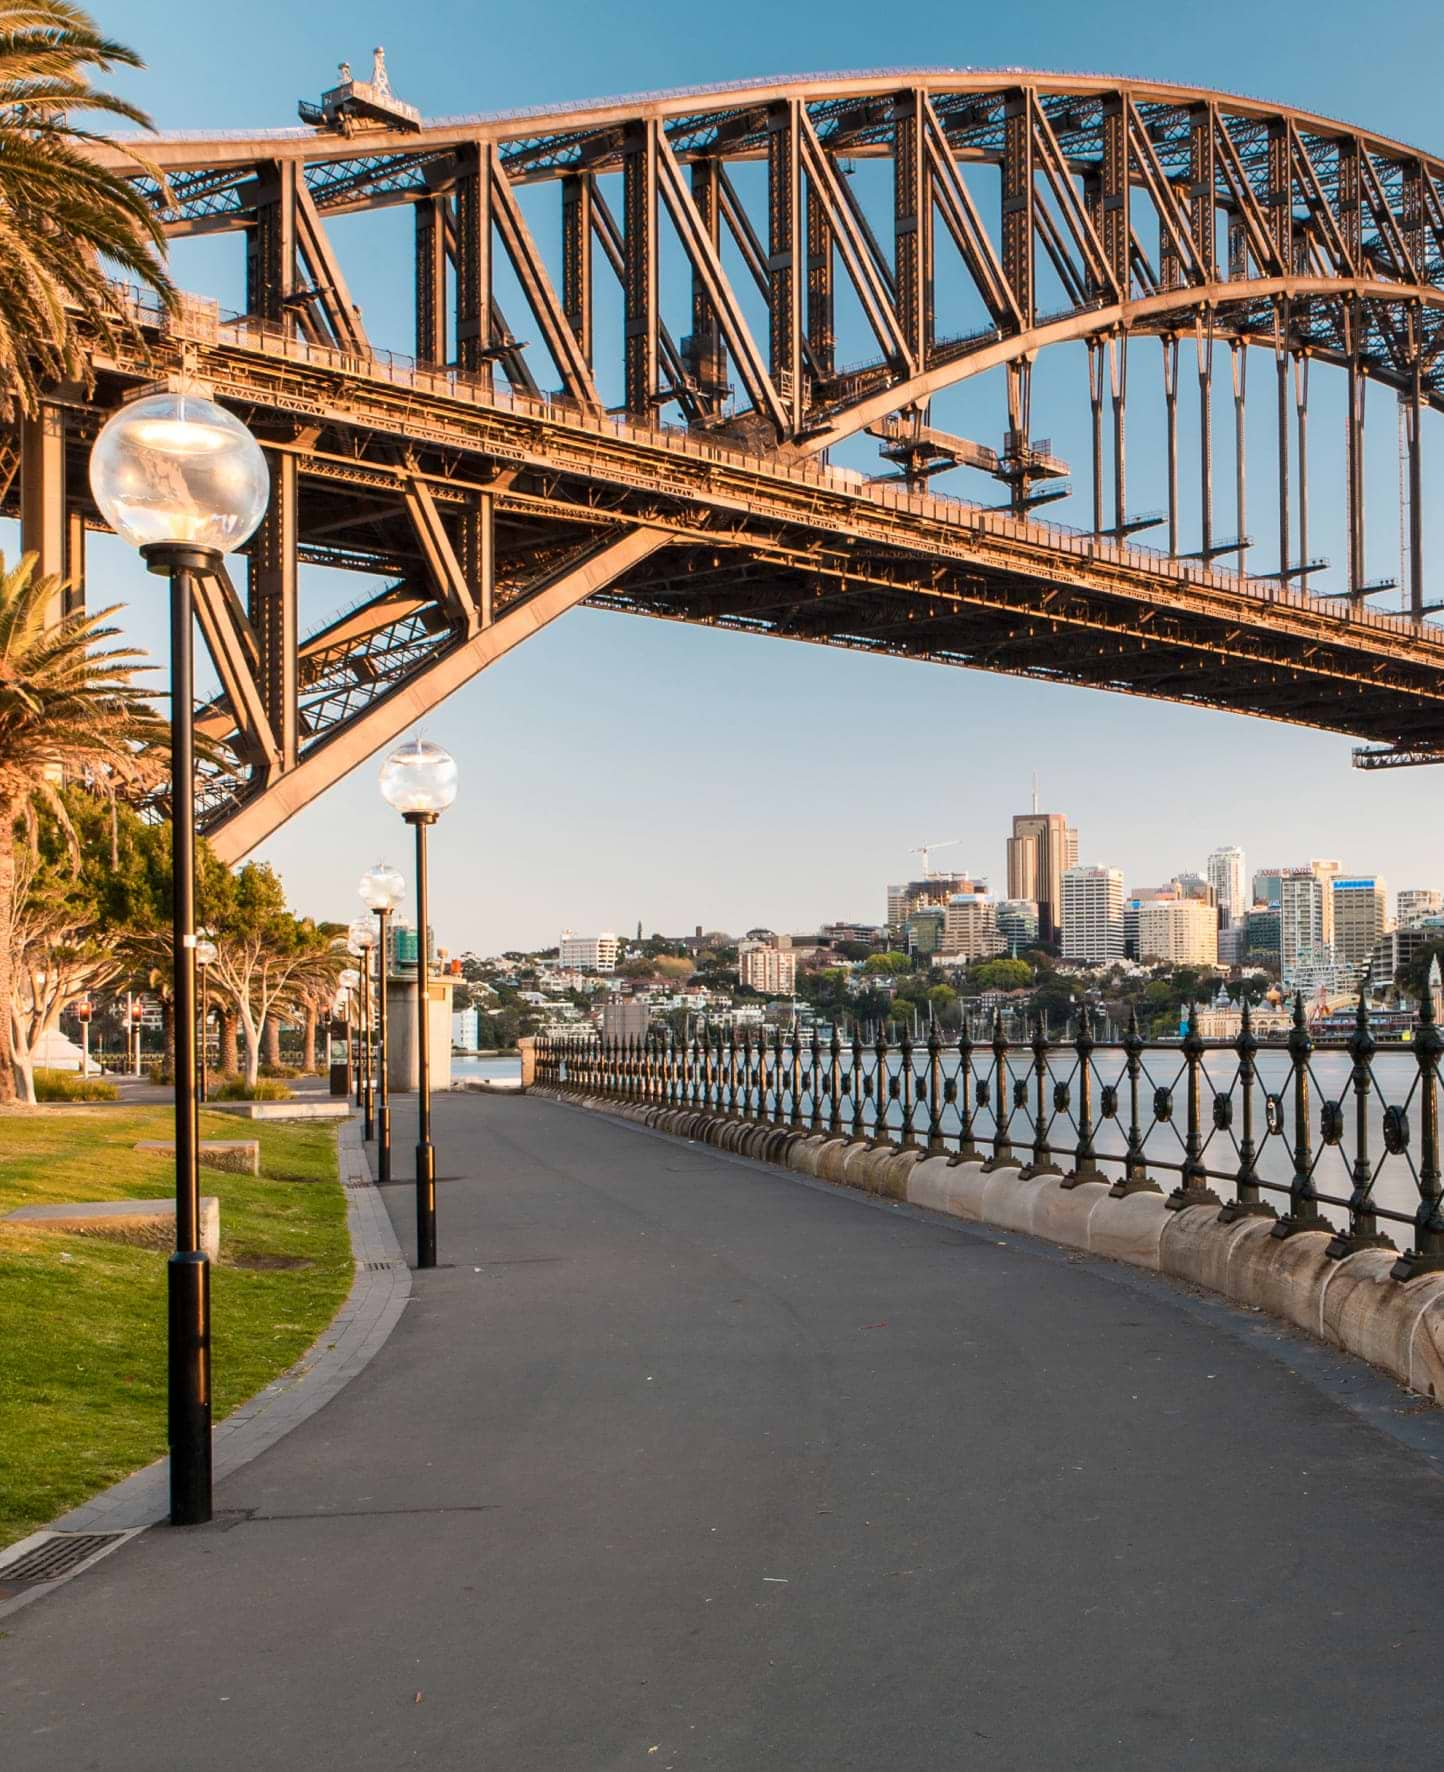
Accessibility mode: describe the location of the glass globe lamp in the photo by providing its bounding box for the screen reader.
[195,935,218,969]
[359,862,406,912]
[339,968,360,993]
[347,915,376,952]
[379,739,458,822]
[89,388,270,560]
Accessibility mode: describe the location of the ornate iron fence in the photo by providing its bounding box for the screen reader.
[536,996,1444,1280]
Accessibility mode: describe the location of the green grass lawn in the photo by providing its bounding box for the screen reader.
[0,1105,354,1548]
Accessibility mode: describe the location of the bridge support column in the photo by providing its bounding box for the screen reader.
[1407,350,1425,619]
[1275,324,1290,579]
[1295,353,1311,576]
[1346,328,1367,594]
[1109,333,1127,537]
[767,100,803,433]
[246,161,299,330]
[1195,318,1214,559]
[894,89,930,373]
[461,492,494,630]
[562,172,593,368]
[623,121,659,418]
[455,146,492,389]
[687,158,726,411]
[805,177,834,382]
[19,401,69,619]
[1163,337,1179,556]
[1232,342,1247,574]
[248,448,298,776]
[415,193,449,367]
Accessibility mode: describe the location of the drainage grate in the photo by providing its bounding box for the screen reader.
[1,1532,129,1584]
[364,1259,400,1271]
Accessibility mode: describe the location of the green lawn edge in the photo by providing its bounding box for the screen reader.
[0,1106,354,1548]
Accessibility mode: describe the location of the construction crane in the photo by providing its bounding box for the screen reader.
[909,837,963,877]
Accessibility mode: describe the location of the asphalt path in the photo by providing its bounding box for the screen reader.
[4,1090,1444,1770]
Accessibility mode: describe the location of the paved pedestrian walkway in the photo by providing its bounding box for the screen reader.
[4,1091,1444,1770]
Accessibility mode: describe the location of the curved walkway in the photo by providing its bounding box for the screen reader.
[4,1090,1444,1770]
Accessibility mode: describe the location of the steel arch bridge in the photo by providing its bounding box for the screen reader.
[15,67,1444,857]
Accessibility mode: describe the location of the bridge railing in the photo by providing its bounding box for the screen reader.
[535,995,1444,1280]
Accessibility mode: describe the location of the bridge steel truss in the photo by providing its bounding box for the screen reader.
[16,71,1444,856]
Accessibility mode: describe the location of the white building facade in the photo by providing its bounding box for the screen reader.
[559,930,620,973]
[1060,866,1125,965]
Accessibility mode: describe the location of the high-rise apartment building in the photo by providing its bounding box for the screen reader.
[1137,897,1219,966]
[1007,810,1077,944]
[559,930,620,973]
[1206,846,1247,924]
[904,908,947,957]
[738,942,797,995]
[942,894,1006,961]
[1060,866,1125,965]
[1279,870,1326,985]
[1331,877,1389,976]
[1252,868,1283,909]
[1397,889,1443,928]
[1311,859,1342,946]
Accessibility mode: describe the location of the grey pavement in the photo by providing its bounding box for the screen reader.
[4,1089,1444,1770]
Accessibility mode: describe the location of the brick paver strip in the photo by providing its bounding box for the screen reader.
[41,1117,408,1539]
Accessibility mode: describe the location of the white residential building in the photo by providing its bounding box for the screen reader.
[1397,889,1442,928]
[451,1007,479,1050]
[1060,866,1125,964]
[559,930,620,973]
[1206,846,1247,924]
[1279,869,1328,985]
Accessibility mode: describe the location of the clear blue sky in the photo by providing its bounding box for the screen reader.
[41,0,1444,950]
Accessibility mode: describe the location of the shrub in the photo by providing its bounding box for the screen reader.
[213,1077,294,1102]
[33,1067,119,1103]
[146,1062,175,1086]
[259,1063,301,1080]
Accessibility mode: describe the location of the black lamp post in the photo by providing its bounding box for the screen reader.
[90,381,269,1528]
[360,864,405,1182]
[349,917,377,1140]
[379,740,458,1270]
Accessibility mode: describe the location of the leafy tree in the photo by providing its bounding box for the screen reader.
[863,950,912,976]
[970,957,1033,992]
[0,1,174,413]
[0,557,167,1099]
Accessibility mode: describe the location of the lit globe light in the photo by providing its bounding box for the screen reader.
[359,862,405,912]
[339,968,361,991]
[89,388,270,557]
[195,936,218,968]
[347,917,376,954]
[379,739,458,821]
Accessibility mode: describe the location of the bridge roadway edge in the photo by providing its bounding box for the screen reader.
[529,1086,1444,1414]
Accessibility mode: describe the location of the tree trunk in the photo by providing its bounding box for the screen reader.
[303,1002,317,1072]
[220,1008,239,1076]
[264,1014,281,1068]
[242,1013,261,1088]
[0,801,17,1104]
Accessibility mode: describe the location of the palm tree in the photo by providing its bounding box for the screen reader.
[0,0,173,414]
[0,551,166,1100]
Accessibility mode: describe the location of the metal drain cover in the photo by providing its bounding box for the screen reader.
[0,1531,130,1585]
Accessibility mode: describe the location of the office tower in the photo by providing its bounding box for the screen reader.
[1007,805,1077,945]
[905,908,947,957]
[1279,870,1327,985]
[1206,846,1247,924]
[1137,897,1219,966]
[1252,868,1284,909]
[1060,866,1125,964]
[996,899,1040,952]
[942,893,1006,961]
[1331,877,1388,975]
[1244,905,1282,971]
